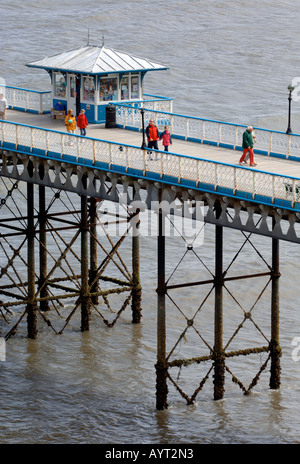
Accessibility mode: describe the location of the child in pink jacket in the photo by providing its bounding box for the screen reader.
[160,125,172,159]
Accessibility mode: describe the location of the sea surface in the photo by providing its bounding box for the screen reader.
[1,0,300,445]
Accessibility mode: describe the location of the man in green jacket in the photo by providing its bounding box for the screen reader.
[239,126,257,166]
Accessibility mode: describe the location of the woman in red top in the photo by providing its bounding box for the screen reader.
[77,109,88,138]
[146,119,160,160]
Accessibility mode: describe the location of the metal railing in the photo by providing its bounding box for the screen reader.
[0,85,52,114]
[0,84,173,116]
[115,105,300,162]
[1,120,300,211]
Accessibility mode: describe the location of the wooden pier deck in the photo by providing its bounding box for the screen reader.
[5,109,300,179]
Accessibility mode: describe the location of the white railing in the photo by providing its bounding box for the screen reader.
[0,85,52,114]
[115,105,300,162]
[1,120,300,210]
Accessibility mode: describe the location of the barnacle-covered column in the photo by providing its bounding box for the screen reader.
[156,207,168,409]
[80,176,90,331]
[38,168,49,312]
[27,174,37,338]
[213,202,225,400]
[131,208,142,323]
[89,197,99,305]
[270,218,281,389]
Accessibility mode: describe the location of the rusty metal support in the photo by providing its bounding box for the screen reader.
[213,204,225,400]
[89,197,99,305]
[131,208,142,323]
[38,176,49,311]
[156,208,168,410]
[26,177,37,339]
[80,187,90,331]
[270,217,281,389]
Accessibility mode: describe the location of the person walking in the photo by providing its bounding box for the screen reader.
[239,126,257,166]
[146,118,160,160]
[0,93,8,120]
[77,109,88,141]
[159,125,172,159]
[64,109,76,145]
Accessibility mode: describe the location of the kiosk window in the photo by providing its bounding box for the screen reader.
[69,76,75,98]
[83,76,95,102]
[99,77,118,101]
[131,75,139,99]
[120,74,140,100]
[121,76,129,100]
[54,73,66,98]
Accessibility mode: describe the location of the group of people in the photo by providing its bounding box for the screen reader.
[2,94,259,168]
[146,118,172,160]
[145,119,258,167]
[64,108,88,139]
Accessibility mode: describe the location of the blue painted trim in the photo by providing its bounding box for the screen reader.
[2,140,300,213]
[3,85,51,95]
[8,105,50,115]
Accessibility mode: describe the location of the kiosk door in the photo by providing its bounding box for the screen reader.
[68,74,76,114]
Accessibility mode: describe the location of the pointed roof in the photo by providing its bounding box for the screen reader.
[26,45,169,75]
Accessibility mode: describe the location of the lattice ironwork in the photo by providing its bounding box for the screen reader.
[0,177,141,339]
[159,213,278,405]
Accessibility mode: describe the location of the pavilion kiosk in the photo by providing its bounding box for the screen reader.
[26,44,169,124]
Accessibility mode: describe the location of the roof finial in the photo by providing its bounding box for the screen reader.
[87,29,90,45]
[102,34,105,47]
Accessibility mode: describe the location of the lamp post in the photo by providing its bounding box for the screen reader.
[140,107,146,149]
[286,84,295,134]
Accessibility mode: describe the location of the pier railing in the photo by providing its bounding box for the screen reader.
[1,120,300,211]
[115,105,300,162]
[0,85,52,114]
[0,85,173,116]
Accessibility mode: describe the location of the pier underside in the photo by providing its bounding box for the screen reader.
[1,150,298,407]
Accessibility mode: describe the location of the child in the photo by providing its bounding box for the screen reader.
[77,109,88,141]
[160,125,172,159]
[64,109,76,145]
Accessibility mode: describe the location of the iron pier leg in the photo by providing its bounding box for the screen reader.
[270,219,281,389]
[213,211,225,400]
[89,197,99,305]
[27,179,37,339]
[80,189,90,331]
[131,208,142,323]
[156,208,168,410]
[38,180,49,311]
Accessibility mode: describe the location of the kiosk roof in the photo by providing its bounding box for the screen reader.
[26,45,169,75]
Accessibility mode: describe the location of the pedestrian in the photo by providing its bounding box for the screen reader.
[146,118,160,160]
[239,126,257,166]
[160,125,172,159]
[0,93,8,120]
[77,109,88,141]
[64,109,76,145]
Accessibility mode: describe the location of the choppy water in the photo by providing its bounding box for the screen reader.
[1,0,300,445]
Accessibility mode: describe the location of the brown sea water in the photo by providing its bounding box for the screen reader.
[1,0,300,444]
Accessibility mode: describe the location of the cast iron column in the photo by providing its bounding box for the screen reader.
[38,175,49,311]
[270,218,281,389]
[156,207,168,409]
[131,208,142,323]
[89,197,99,305]
[27,176,37,339]
[213,203,225,400]
[80,181,90,331]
